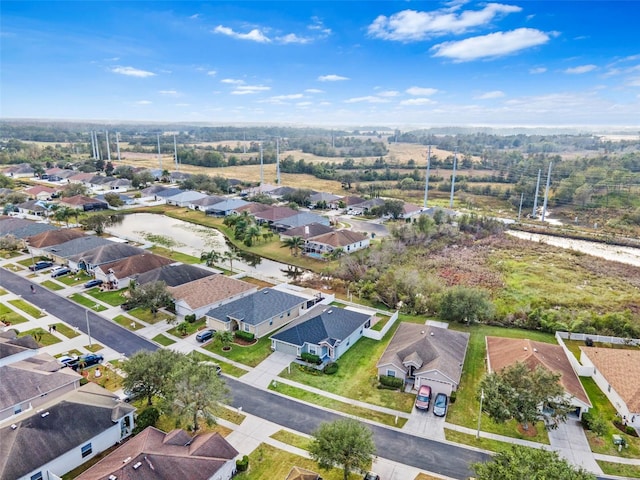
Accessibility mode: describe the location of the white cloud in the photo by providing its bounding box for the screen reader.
[135,100,152,105]
[231,85,271,95]
[308,16,332,36]
[400,98,435,106]
[475,90,505,99]
[344,96,390,104]
[213,25,270,43]
[207,70,217,77]
[377,90,400,97]
[158,90,179,96]
[296,101,313,106]
[277,33,311,44]
[627,77,640,87]
[271,93,304,100]
[190,13,200,19]
[368,3,522,42]
[305,88,324,94]
[564,64,597,74]
[175,103,190,107]
[318,74,349,82]
[221,78,244,85]
[530,67,547,74]
[431,28,550,62]
[111,66,155,78]
[406,86,438,96]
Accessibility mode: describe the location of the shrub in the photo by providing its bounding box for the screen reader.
[626,426,638,437]
[185,314,196,324]
[449,391,457,404]
[236,455,249,472]
[585,337,594,347]
[324,362,339,375]
[581,411,607,437]
[134,406,160,434]
[379,375,403,389]
[235,330,255,342]
[301,352,322,365]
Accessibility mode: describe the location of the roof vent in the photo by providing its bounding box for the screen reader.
[533,348,538,352]
[430,332,434,336]
[11,424,17,430]
[108,476,117,480]
[524,347,528,351]
[123,457,132,464]
[133,462,142,470]
[263,290,269,294]
[40,411,49,418]
[327,310,333,314]
[421,330,425,334]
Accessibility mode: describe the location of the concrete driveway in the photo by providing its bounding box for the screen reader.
[240,351,295,388]
[403,404,447,440]
[548,418,603,474]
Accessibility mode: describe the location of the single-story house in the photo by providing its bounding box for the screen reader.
[0,382,135,480]
[94,192,136,206]
[0,330,39,367]
[68,243,145,272]
[103,178,132,191]
[331,195,365,210]
[15,199,50,218]
[205,288,308,338]
[579,347,640,423]
[154,188,185,202]
[169,274,257,319]
[94,253,174,290]
[273,212,330,232]
[25,229,85,257]
[286,466,322,480]
[166,190,208,207]
[252,206,298,226]
[486,337,591,419]
[0,352,82,422]
[57,195,108,211]
[3,163,35,178]
[270,305,374,362]
[241,183,278,196]
[24,186,56,201]
[234,202,272,215]
[0,217,57,240]
[304,229,369,256]
[376,323,470,395]
[75,427,239,480]
[309,192,342,209]
[269,186,299,199]
[349,198,385,216]
[42,236,115,265]
[205,198,249,216]
[280,222,334,242]
[135,263,215,288]
[188,195,226,211]
[399,202,422,219]
[139,185,170,201]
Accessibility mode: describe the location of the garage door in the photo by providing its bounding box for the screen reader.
[273,341,298,356]
[416,377,453,396]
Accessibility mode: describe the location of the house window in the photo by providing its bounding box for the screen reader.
[387,370,395,377]
[287,310,291,317]
[244,325,250,332]
[30,473,43,480]
[608,384,611,393]
[309,346,316,355]
[13,405,22,415]
[81,443,93,458]
[360,329,363,334]
[269,319,273,325]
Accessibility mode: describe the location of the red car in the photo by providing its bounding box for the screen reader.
[415,385,432,411]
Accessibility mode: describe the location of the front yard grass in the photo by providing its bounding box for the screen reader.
[581,377,640,458]
[189,350,249,377]
[8,298,46,318]
[113,315,145,331]
[41,280,64,291]
[148,245,201,264]
[51,322,80,338]
[445,428,514,453]
[0,287,6,295]
[128,307,174,324]
[445,324,555,444]
[0,303,29,325]
[152,333,176,346]
[203,332,275,367]
[85,288,127,306]
[234,443,363,480]
[56,271,92,286]
[278,322,415,413]
[270,430,311,450]
[85,343,104,352]
[18,328,62,346]
[269,381,408,428]
[167,318,206,337]
[597,460,640,478]
[67,293,108,311]
[85,365,124,392]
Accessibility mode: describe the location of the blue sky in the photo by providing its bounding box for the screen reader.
[1,1,639,127]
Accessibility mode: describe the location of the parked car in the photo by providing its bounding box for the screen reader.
[29,260,53,271]
[120,302,134,311]
[199,361,222,375]
[84,279,103,288]
[69,353,104,370]
[57,354,78,368]
[364,472,381,480]
[196,329,216,343]
[415,385,432,411]
[51,266,71,278]
[433,392,449,417]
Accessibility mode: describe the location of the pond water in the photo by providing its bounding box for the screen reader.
[105,213,295,282]
[507,230,640,267]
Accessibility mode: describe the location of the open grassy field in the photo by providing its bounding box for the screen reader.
[0,303,29,325]
[67,293,108,311]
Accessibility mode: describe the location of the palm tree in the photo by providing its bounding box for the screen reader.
[243,225,261,247]
[200,250,221,267]
[282,236,304,256]
[53,206,76,228]
[223,250,238,273]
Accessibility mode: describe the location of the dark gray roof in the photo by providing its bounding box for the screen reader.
[271,305,371,347]
[16,199,50,212]
[68,243,145,266]
[0,218,57,239]
[95,193,134,202]
[309,192,342,203]
[0,332,39,360]
[43,236,114,259]
[270,186,298,196]
[135,263,214,287]
[155,188,184,198]
[0,385,135,480]
[275,212,330,229]
[281,223,334,239]
[190,195,226,207]
[206,288,305,326]
[207,199,248,212]
[140,185,169,195]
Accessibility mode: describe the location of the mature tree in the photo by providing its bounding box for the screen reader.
[52,206,77,227]
[223,250,238,273]
[243,224,262,247]
[2,191,27,205]
[380,199,404,219]
[122,349,186,406]
[439,286,494,324]
[200,249,221,267]
[282,236,304,256]
[128,280,174,319]
[169,360,229,432]
[60,182,87,197]
[103,192,124,207]
[472,445,595,480]
[0,234,20,251]
[479,362,574,430]
[309,419,376,480]
[215,330,234,350]
[80,212,123,235]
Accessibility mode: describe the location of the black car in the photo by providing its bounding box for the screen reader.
[364,473,380,480]
[84,279,104,288]
[196,329,216,342]
[29,261,53,271]
[51,267,71,278]
[69,353,104,370]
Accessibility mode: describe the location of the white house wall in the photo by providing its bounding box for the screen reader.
[209,459,238,480]
[580,351,634,419]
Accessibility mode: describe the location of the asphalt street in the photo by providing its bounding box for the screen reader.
[0,268,157,357]
[226,378,488,480]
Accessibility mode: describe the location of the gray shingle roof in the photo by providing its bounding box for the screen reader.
[68,243,145,266]
[281,223,334,239]
[270,305,371,347]
[43,236,115,259]
[275,212,330,229]
[206,288,305,326]
[0,218,57,239]
[207,199,248,213]
[135,263,214,287]
[154,188,184,198]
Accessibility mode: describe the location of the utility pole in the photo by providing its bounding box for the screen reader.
[532,169,542,218]
[174,135,178,170]
[96,132,102,161]
[115,132,121,162]
[517,192,524,222]
[86,309,92,348]
[276,137,281,185]
[541,162,553,222]
[259,141,264,186]
[476,389,485,439]
[423,145,431,209]
[105,131,111,162]
[449,149,458,209]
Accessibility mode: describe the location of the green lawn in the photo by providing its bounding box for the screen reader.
[85,366,124,392]
[597,460,640,478]
[189,350,249,377]
[278,322,416,413]
[18,328,62,346]
[0,249,23,259]
[113,314,145,331]
[269,382,408,428]
[445,428,517,453]
[152,333,176,346]
[148,245,201,264]
[234,443,364,480]
[581,377,640,458]
[0,287,6,295]
[270,430,311,450]
[8,299,45,318]
[85,288,127,306]
[41,280,64,291]
[67,293,108,312]
[203,331,275,367]
[127,307,174,324]
[0,303,29,325]
[56,271,92,286]
[85,343,104,352]
[167,318,207,337]
[445,324,555,444]
[51,322,80,338]
[564,339,639,360]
